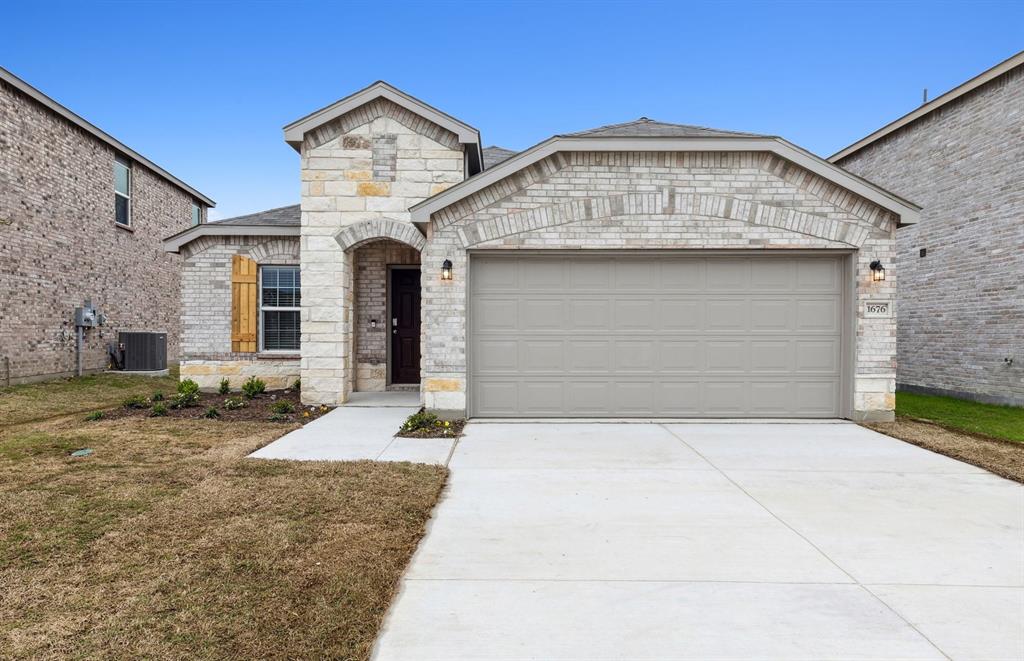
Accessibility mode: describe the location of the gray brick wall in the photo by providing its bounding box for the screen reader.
[423,150,899,419]
[0,78,203,384]
[837,65,1024,405]
[178,235,301,390]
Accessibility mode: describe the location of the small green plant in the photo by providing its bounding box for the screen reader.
[241,376,266,399]
[151,392,165,402]
[121,394,148,409]
[203,406,220,419]
[223,397,247,411]
[218,378,231,395]
[150,402,168,417]
[291,378,301,392]
[173,378,201,408]
[85,411,104,421]
[270,401,295,415]
[268,412,289,422]
[400,409,439,433]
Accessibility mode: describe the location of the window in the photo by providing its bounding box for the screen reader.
[114,156,131,226]
[260,266,301,351]
[191,201,202,226]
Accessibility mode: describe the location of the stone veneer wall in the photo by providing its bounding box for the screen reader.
[0,78,203,384]
[353,239,420,391]
[178,235,301,390]
[299,99,464,405]
[422,151,900,420]
[837,65,1024,405]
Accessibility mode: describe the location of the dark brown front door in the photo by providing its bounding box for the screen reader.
[390,268,421,384]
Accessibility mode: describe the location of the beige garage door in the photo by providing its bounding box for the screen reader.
[469,253,847,418]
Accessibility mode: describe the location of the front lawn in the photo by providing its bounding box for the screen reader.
[0,375,447,659]
[896,391,1024,443]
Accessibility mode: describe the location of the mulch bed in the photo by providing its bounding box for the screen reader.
[396,417,466,439]
[103,390,333,425]
[866,417,1024,484]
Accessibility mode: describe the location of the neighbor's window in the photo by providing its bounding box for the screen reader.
[260,266,301,351]
[191,201,202,226]
[114,156,131,226]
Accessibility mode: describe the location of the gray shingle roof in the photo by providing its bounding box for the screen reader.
[482,145,518,169]
[214,204,300,226]
[563,117,762,138]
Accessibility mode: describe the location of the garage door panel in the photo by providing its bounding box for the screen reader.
[521,299,564,330]
[614,299,658,330]
[521,340,565,371]
[470,254,845,418]
[569,300,611,330]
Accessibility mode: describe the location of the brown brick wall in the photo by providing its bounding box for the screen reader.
[0,79,201,383]
[837,65,1024,405]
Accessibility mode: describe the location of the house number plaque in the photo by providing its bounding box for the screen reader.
[864,301,891,318]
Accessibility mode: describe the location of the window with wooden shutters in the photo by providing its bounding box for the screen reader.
[231,255,258,352]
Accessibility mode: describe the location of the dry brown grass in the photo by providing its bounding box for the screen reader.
[0,412,447,659]
[867,418,1024,484]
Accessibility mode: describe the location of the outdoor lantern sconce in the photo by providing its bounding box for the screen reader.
[441,259,453,281]
[870,260,886,282]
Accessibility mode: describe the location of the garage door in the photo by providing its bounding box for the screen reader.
[469,253,847,418]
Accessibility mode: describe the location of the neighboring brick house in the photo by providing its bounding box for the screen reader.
[832,51,1024,406]
[0,67,214,384]
[165,81,920,421]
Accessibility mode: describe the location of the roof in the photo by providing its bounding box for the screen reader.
[482,145,517,169]
[830,49,1024,162]
[163,204,300,253]
[565,117,762,138]
[0,66,215,207]
[213,204,300,226]
[283,80,484,175]
[411,125,922,227]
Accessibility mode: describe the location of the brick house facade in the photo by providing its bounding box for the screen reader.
[0,67,213,385]
[833,52,1024,406]
[166,81,919,421]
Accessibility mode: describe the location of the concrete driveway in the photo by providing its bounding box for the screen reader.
[373,422,1024,660]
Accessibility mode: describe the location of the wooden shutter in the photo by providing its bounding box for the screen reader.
[231,255,258,352]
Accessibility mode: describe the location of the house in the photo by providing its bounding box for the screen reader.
[832,50,1024,407]
[164,81,920,421]
[0,66,214,384]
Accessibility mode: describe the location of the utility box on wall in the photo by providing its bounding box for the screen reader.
[118,332,167,371]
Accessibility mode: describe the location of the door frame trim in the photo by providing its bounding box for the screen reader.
[386,264,422,387]
[466,249,857,419]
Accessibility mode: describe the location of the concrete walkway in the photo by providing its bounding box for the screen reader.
[248,392,455,464]
[373,422,1024,660]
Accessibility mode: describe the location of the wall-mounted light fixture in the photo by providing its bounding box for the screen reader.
[370,319,377,329]
[441,259,453,281]
[869,260,886,282]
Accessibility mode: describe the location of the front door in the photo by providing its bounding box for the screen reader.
[390,268,421,384]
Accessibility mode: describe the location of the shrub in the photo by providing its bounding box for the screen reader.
[291,378,301,392]
[151,392,165,402]
[150,403,168,417]
[268,412,289,422]
[223,397,247,411]
[400,409,438,433]
[121,394,148,409]
[270,401,295,415]
[203,406,220,419]
[85,411,104,421]
[173,378,201,408]
[218,378,231,395]
[241,376,266,399]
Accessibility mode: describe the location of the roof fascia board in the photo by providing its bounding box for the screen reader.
[410,136,920,225]
[163,224,299,253]
[284,82,481,149]
[0,67,215,207]
[829,50,1024,162]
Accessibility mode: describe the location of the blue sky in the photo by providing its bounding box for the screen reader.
[3,1,1021,219]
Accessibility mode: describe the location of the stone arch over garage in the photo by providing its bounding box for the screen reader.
[334,218,427,253]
